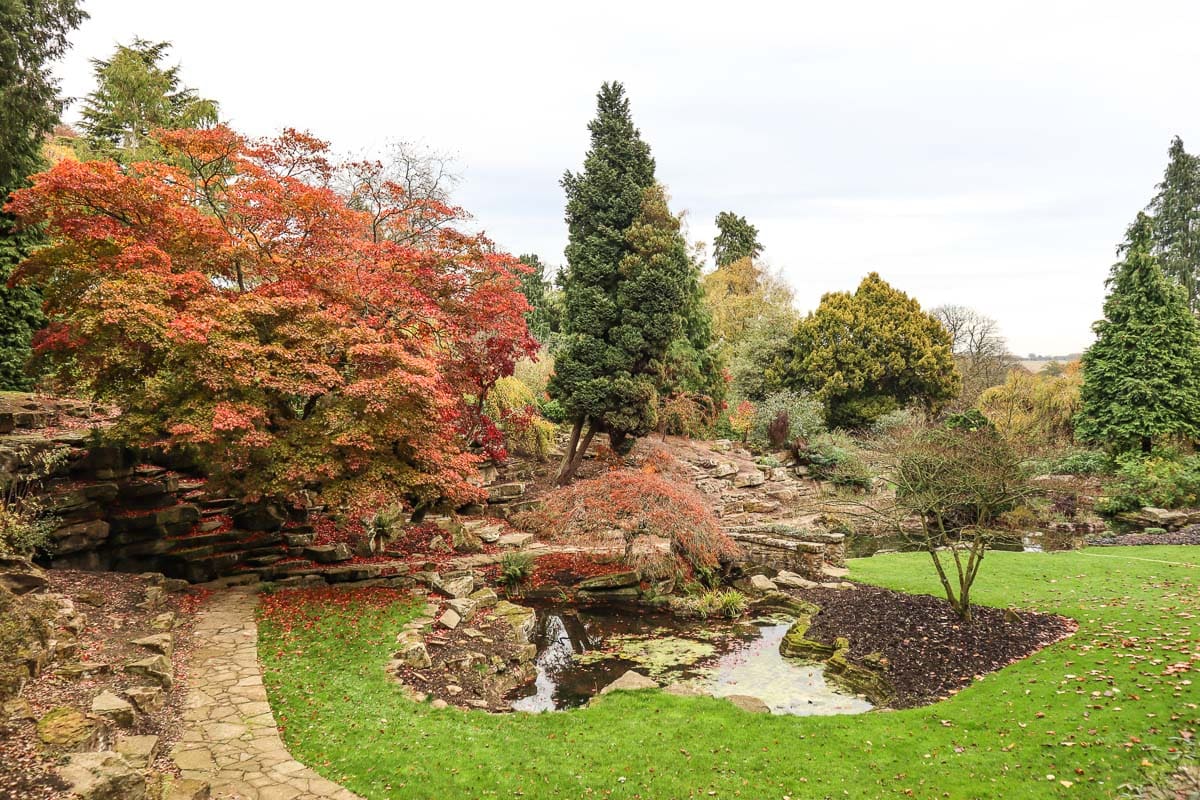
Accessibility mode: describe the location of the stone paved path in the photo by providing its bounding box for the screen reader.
[171,587,361,800]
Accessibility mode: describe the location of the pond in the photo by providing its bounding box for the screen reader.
[507,604,873,716]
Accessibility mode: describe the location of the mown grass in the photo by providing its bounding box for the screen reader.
[258,546,1199,799]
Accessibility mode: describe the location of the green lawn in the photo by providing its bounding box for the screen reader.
[258,547,1199,799]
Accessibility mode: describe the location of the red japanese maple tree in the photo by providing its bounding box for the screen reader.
[516,461,740,577]
[7,126,537,514]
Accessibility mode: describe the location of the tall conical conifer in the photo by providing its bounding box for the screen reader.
[551,83,705,482]
[1144,137,1200,312]
[1078,213,1200,452]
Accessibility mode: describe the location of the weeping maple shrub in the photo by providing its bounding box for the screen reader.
[516,461,739,578]
[6,126,537,514]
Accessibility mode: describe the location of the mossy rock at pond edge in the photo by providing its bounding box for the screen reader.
[779,607,894,706]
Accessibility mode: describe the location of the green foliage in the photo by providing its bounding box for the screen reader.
[0,0,86,189]
[879,425,1035,620]
[0,448,64,556]
[0,217,46,390]
[657,393,709,438]
[1047,449,1112,476]
[979,363,1081,448]
[783,273,959,428]
[711,211,763,268]
[680,588,749,619]
[498,551,536,592]
[1143,137,1200,312]
[943,409,993,432]
[550,83,660,452]
[483,376,557,460]
[1077,215,1200,453]
[77,39,219,164]
[539,397,565,423]
[869,407,920,436]
[364,504,406,554]
[748,390,824,450]
[0,0,86,388]
[725,315,793,401]
[1097,454,1200,515]
[801,431,873,489]
[516,254,561,344]
[701,253,796,402]
[659,274,725,414]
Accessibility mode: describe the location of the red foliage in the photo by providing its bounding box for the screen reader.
[258,585,414,641]
[516,468,739,577]
[311,516,364,547]
[7,126,537,515]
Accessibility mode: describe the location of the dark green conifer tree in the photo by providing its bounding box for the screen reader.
[1143,137,1200,312]
[553,80,702,482]
[0,0,86,389]
[1077,214,1200,452]
[712,211,763,268]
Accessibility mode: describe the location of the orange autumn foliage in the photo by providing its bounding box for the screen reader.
[517,463,739,578]
[7,126,537,514]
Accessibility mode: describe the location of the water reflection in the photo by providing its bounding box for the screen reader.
[508,605,872,716]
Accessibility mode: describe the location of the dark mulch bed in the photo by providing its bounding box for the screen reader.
[1088,527,1200,547]
[793,583,1076,709]
[0,570,196,800]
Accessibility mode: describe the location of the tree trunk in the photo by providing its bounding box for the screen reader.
[555,417,585,484]
[557,422,597,486]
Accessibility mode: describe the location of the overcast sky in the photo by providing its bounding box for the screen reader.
[51,0,1200,356]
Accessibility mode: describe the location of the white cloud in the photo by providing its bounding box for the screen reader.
[51,0,1200,354]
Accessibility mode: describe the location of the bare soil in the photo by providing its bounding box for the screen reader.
[0,570,197,800]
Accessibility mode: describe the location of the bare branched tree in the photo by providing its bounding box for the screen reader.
[837,423,1035,621]
[337,140,465,246]
[932,305,1018,410]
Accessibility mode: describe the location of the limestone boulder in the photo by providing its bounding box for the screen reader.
[55,751,146,800]
[469,587,498,609]
[37,706,99,751]
[711,463,738,479]
[447,597,478,622]
[774,571,819,590]
[497,532,533,549]
[394,634,432,669]
[599,670,658,695]
[125,685,163,714]
[487,482,526,503]
[733,471,766,489]
[90,690,134,727]
[1118,506,1190,530]
[131,632,173,658]
[432,573,475,599]
[0,555,48,595]
[744,574,778,593]
[576,570,640,591]
[450,525,484,554]
[438,608,462,630]
[492,601,536,645]
[124,654,173,688]
[115,733,160,768]
[725,694,770,713]
[165,778,212,800]
[231,502,285,531]
[303,543,352,564]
